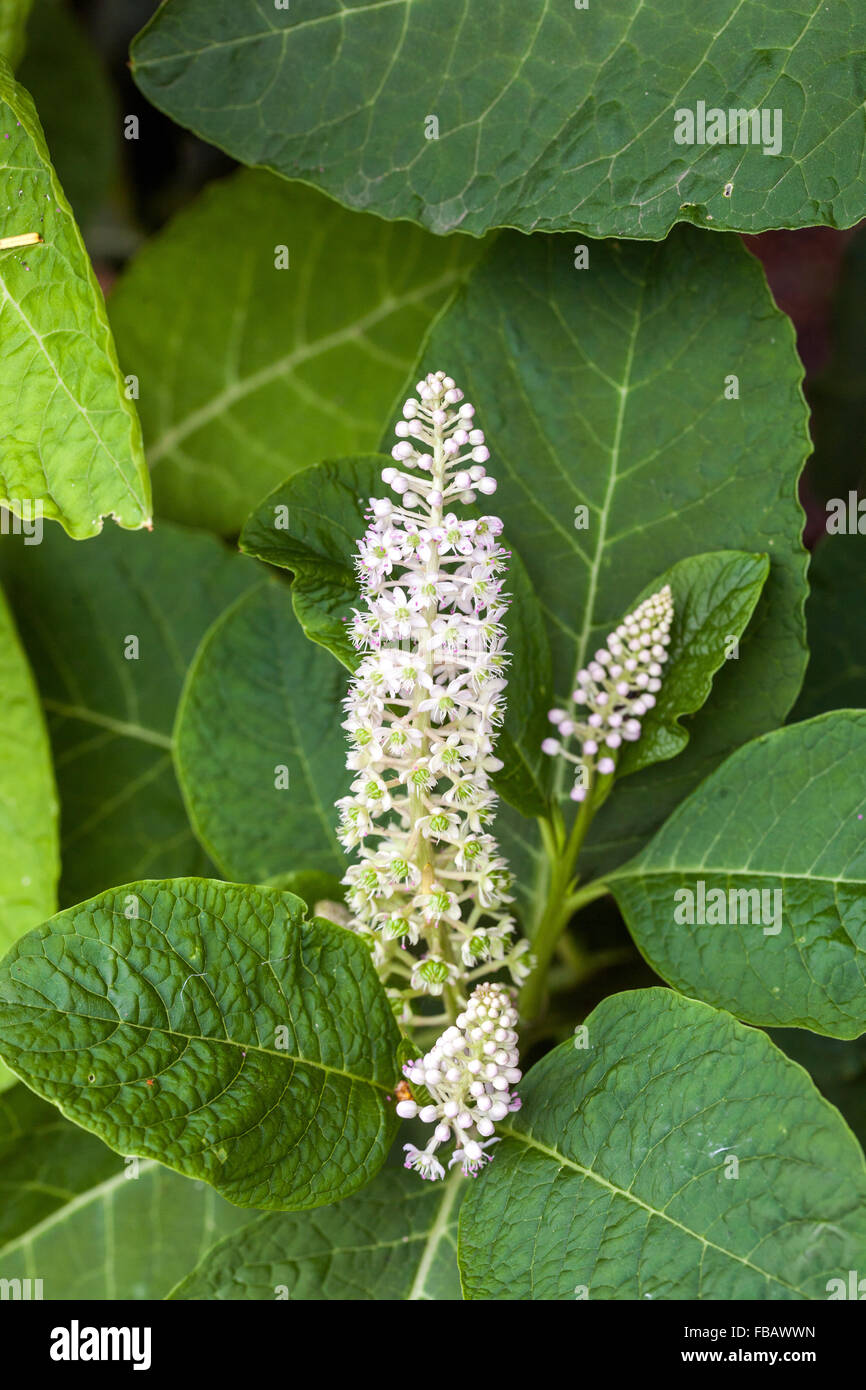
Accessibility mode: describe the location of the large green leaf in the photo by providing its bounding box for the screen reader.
[174,582,347,883]
[610,713,866,1037]
[0,59,150,537]
[18,0,118,231]
[0,583,57,1093]
[459,989,866,1300]
[0,0,32,67]
[404,228,809,880]
[240,454,553,818]
[0,582,57,956]
[791,535,866,721]
[0,521,259,907]
[170,1167,463,1301]
[108,169,479,534]
[130,0,866,240]
[0,878,401,1210]
[0,1083,249,1299]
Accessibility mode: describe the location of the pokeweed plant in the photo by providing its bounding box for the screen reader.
[2,358,866,1301]
[0,0,866,1307]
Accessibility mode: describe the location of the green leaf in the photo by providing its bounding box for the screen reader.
[174,582,348,883]
[240,455,553,818]
[169,1166,463,1300]
[617,550,769,778]
[0,878,401,1210]
[790,535,866,721]
[609,713,866,1038]
[240,455,394,670]
[0,1083,249,1299]
[0,582,57,955]
[0,0,32,67]
[130,0,866,240]
[0,583,57,1093]
[0,59,150,537]
[0,520,260,907]
[108,169,480,535]
[18,0,118,231]
[404,228,809,878]
[459,989,866,1300]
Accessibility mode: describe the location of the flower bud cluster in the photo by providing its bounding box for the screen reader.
[399,983,521,1180]
[542,585,673,799]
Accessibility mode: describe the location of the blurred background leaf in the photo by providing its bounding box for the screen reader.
[0,1083,250,1298]
[0,522,260,905]
[108,170,481,534]
[18,0,118,232]
[0,0,32,67]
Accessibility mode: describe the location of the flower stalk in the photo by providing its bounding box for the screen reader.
[520,584,674,1017]
[337,371,529,1024]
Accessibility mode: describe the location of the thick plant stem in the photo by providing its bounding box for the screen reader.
[519,794,608,1020]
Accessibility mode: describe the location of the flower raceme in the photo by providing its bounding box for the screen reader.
[541,586,674,799]
[336,371,529,1015]
[398,983,522,1180]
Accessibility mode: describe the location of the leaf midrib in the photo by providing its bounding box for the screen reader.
[552,263,646,802]
[500,1125,805,1297]
[3,992,392,1094]
[407,1166,462,1300]
[0,265,146,522]
[0,1159,159,1261]
[145,268,468,465]
[611,863,865,888]
[42,698,172,750]
[132,0,409,68]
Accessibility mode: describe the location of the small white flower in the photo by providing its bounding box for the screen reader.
[403,1143,446,1182]
[410,954,460,996]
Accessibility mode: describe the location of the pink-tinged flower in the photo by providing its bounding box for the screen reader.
[398,983,521,1181]
[543,586,673,797]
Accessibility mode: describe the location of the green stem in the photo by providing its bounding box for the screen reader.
[559,877,611,917]
[519,792,601,1019]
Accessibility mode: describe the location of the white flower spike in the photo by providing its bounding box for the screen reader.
[337,371,529,1011]
[398,982,522,1179]
[542,586,674,798]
